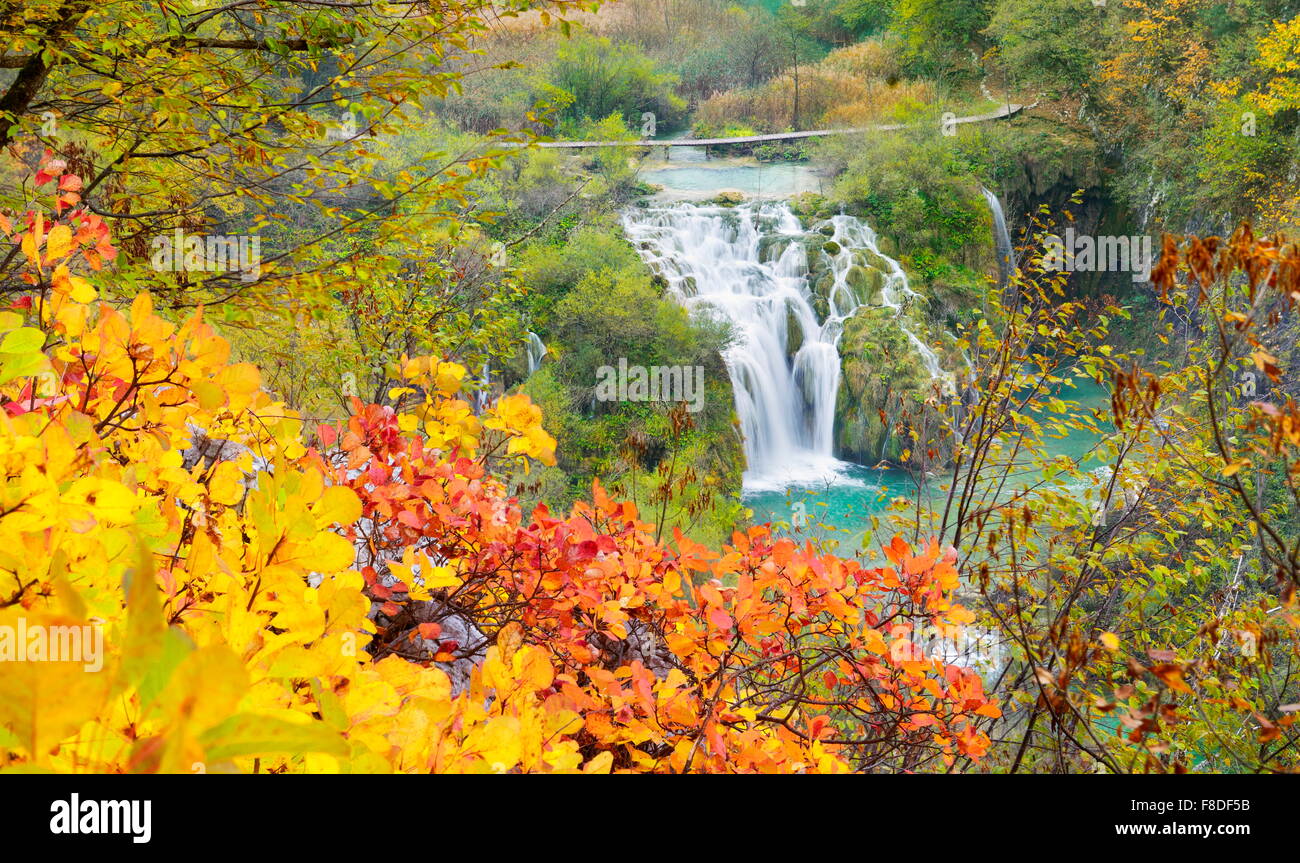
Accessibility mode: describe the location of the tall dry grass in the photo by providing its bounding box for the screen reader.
[501,0,731,48]
[696,38,932,132]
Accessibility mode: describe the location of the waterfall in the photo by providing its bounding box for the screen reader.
[981,186,1015,286]
[622,201,943,489]
[473,360,491,415]
[526,332,547,375]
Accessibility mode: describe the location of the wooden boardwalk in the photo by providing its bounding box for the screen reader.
[519,103,1027,149]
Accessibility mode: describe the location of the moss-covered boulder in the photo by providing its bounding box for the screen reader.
[844,264,885,306]
[834,307,935,466]
[785,305,805,358]
[789,192,833,223]
[851,247,892,273]
[812,269,835,300]
[803,233,833,274]
[758,234,794,264]
[809,269,836,320]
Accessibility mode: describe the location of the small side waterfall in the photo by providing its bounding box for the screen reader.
[623,202,944,488]
[982,186,1015,286]
[526,332,547,375]
[473,360,491,415]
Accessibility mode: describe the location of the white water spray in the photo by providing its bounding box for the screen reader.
[526,332,547,375]
[982,186,1015,286]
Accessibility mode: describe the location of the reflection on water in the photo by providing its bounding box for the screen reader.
[657,142,709,163]
[641,159,826,199]
[639,133,826,200]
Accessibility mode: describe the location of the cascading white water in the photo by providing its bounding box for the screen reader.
[623,201,943,489]
[526,331,547,375]
[473,360,490,415]
[981,187,1015,286]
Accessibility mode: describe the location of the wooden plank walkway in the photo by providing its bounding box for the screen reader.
[516,103,1027,149]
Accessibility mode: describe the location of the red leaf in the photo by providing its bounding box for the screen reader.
[707,606,732,632]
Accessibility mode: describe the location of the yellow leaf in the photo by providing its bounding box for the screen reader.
[1222,459,1250,477]
[67,275,97,303]
[423,564,461,589]
[199,711,349,761]
[312,486,361,528]
[582,751,614,774]
[497,621,523,658]
[472,716,522,773]
[208,461,245,506]
[191,380,225,410]
[864,628,887,654]
[512,644,554,693]
[45,225,73,262]
[120,541,166,691]
[435,361,466,395]
[290,532,356,573]
[157,646,248,734]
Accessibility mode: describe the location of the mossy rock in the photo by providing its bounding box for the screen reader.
[926,270,984,324]
[785,306,805,358]
[817,222,837,237]
[789,192,830,222]
[711,189,745,205]
[812,270,836,301]
[851,247,892,273]
[758,234,793,264]
[844,264,885,305]
[822,240,842,256]
[803,234,832,272]
[833,306,936,466]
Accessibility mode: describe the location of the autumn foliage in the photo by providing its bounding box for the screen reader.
[0,161,995,773]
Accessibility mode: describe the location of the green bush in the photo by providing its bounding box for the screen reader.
[548,33,687,132]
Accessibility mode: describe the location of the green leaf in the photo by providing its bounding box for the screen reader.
[0,326,45,354]
[199,713,350,761]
